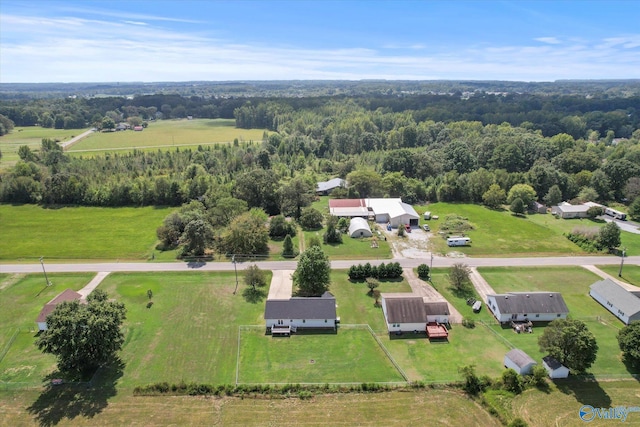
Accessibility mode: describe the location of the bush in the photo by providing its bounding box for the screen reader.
[462,318,475,328]
[417,264,430,280]
[269,215,296,238]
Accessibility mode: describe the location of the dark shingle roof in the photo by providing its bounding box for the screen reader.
[489,292,569,315]
[264,292,336,319]
[383,297,426,323]
[424,301,449,316]
[36,289,83,323]
[542,355,565,370]
[506,349,536,368]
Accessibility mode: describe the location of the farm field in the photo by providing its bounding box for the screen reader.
[478,266,635,376]
[417,203,588,256]
[0,205,172,261]
[0,126,85,168]
[238,328,404,383]
[67,119,268,154]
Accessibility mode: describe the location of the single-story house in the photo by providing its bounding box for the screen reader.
[551,202,589,219]
[486,292,569,324]
[264,291,337,335]
[589,278,640,325]
[316,178,346,195]
[115,123,130,131]
[542,355,570,379]
[381,295,449,337]
[532,202,547,214]
[504,349,537,375]
[348,217,372,238]
[36,289,84,331]
[329,198,419,228]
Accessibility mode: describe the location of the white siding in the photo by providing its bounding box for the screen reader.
[426,314,449,323]
[266,318,333,329]
[504,357,536,375]
[543,362,570,379]
[590,288,632,325]
[386,322,426,333]
[37,322,48,331]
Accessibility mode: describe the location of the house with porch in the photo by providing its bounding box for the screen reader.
[381,294,449,338]
[264,292,338,335]
[486,292,569,324]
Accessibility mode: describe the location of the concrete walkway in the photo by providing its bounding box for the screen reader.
[78,271,110,299]
[267,270,294,300]
[468,267,497,304]
[581,265,640,291]
[402,268,463,323]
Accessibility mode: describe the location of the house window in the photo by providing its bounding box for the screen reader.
[524,314,528,317]
[557,314,561,317]
[303,319,306,323]
[536,314,539,318]
[324,319,327,323]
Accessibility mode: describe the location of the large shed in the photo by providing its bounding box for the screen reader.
[589,278,640,325]
[504,349,537,375]
[348,217,373,238]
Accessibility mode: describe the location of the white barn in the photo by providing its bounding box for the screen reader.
[348,217,373,238]
[328,198,419,228]
[542,355,570,379]
[264,292,337,334]
[504,349,537,375]
[589,278,640,325]
[486,292,569,324]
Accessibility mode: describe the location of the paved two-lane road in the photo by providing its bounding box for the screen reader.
[1,255,638,274]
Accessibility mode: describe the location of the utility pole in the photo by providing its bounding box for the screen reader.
[618,247,626,277]
[232,255,239,294]
[40,257,52,287]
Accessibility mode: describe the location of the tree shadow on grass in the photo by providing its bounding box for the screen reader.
[449,284,476,300]
[622,356,640,380]
[242,287,267,304]
[554,375,612,407]
[27,357,123,426]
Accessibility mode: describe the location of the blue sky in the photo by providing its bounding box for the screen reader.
[1,0,639,82]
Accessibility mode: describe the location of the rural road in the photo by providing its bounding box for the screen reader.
[1,255,638,274]
[59,128,95,149]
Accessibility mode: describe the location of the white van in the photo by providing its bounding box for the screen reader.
[447,236,471,247]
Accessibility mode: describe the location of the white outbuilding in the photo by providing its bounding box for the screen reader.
[348,217,373,238]
[542,355,570,379]
[504,349,537,375]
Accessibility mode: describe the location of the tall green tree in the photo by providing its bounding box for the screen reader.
[617,322,640,368]
[597,221,621,251]
[507,183,537,206]
[293,246,331,296]
[298,207,324,230]
[538,319,598,373]
[510,197,525,216]
[219,210,269,256]
[482,184,506,209]
[278,176,314,219]
[36,290,126,377]
[182,218,214,256]
[449,263,472,292]
[244,264,267,291]
[543,185,563,207]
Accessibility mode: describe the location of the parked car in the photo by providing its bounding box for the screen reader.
[423,224,430,231]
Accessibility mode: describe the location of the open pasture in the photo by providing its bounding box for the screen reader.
[0,127,85,168]
[67,119,268,154]
[0,205,172,261]
[419,203,587,257]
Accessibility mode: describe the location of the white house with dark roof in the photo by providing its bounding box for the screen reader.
[504,349,537,375]
[486,292,569,324]
[264,291,337,335]
[316,178,346,195]
[589,278,640,325]
[381,295,449,334]
[36,289,84,331]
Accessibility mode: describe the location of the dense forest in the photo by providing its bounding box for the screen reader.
[1,83,640,228]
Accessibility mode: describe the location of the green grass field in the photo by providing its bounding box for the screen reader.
[0,273,95,384]
[0,205,172,260]
[418,203,588,256]
[0,126,86,168]
[478,266,635,376]
[67,119,268,154]
[598,264,640,287]
[239,328,404,383]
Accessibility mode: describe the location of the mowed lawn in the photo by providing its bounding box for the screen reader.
[0,273,95,384]
[98,272,269,390]
[0,126,85,168]
[598,264,640,288]
[478,266,635,376]
[0,205,172,260]
[420,203,586,256]
[239,328,404,383]
[68,119,268,153]
[302,229,392,259]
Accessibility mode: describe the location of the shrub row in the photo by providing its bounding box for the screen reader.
[348,262,403,281]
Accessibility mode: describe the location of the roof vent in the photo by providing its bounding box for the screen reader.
[549,294,553,297]
[526,294,529,298]
[505,296,509,299]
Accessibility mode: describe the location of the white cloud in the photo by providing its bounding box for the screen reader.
[1,11,639,82]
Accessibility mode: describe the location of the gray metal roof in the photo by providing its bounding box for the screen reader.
[488,292,569,315]
[506,349,536,368]
[316,178,345,192]
[383,297,426,323]
[590,279,640,316]
[264,292,336,320]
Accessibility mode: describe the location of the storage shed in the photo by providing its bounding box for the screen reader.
[542,355,570,379]
[348,217,373,238]
[504,349,537,375]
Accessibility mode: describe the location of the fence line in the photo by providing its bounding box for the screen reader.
[363,324,409,382]
[478,320,515,350]
[0,328,19,364]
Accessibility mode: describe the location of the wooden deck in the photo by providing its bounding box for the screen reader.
[426,322,449,339]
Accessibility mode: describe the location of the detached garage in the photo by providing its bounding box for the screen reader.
[504,349,537,375]
[348,217,372,238]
